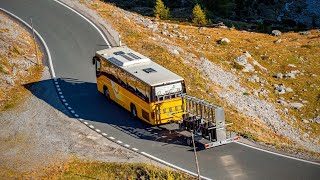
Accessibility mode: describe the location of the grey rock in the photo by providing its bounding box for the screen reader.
[290,102,304,109]
[274,39,282,44]
[285,87,293,92]
[272,30,282,36]
[248,75,260,83]
[275,73,283,78]
[284,72,295,78]
[300,31,311,35]
[219,38,231,44]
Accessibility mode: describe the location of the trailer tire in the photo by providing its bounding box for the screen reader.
[186,137,193,147]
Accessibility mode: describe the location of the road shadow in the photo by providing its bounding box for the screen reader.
[24,78,193,149]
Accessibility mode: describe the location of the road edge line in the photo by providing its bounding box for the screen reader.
[0,8,56,78]
[141,152,213,180]
[235,141,320,166]
[53,0,111,48]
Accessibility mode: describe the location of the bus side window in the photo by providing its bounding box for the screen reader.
[127,75,136,93]
[96,59,101,71]
[145,86,150,102]
[118,69,127,87]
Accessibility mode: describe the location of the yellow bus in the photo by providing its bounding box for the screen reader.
[93,46,186,125]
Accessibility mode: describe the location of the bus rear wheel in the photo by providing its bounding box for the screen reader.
[130,104,137,119]
[104,87,110,99]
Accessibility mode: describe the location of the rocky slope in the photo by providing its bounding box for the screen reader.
[64,0,320,157]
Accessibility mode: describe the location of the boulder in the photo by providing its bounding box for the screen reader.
[299,31,311,35]
[272,30,282,36]
[284,72,295,78]
[219,38,231,44]
[290,102,304,109]
[274,73,283,78]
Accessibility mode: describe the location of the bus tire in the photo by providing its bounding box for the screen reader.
[130,104,137,119]
[104,87,110,100]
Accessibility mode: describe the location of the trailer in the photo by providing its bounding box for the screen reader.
[173,94,239,150]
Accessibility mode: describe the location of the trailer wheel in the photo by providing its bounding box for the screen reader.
[186,137,193,147]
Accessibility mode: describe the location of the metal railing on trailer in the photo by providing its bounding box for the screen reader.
[177,94,239,149]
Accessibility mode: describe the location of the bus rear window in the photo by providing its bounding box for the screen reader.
[151,81,186,102]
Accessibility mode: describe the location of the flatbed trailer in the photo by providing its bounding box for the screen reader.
[172,94,239,150]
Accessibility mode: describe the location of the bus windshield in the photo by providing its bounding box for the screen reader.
[152,81,186,102]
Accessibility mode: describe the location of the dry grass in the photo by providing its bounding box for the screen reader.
[79,0,320,155]
[0,159,194,179]
[0,12,43,111]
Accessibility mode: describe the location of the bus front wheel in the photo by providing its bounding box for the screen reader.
[130,104,137,119]
[104,87,110,99]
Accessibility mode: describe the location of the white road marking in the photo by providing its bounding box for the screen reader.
[141,152,212,180]
[78,118,84,121]
[84,122,89,125]
[62,99,66,102]
[67,107,72,110]
[55,81,59,84]
[236,141,320,166]
[124,144,130,147]
[60,95,64,98]
[56,85,60,88]
[102,133,107,136]
[0,8,56,78]
[89,125,94,129]
[57,88,61,91]
[64,103,69,106]
[74,114,79,117]
[132,148,139,151]
[58,92,62,95]
[109,137,115,140]
[117,140,122,144]
[54,0,110,48]
[96,129,101,132]
[70,110,75,114]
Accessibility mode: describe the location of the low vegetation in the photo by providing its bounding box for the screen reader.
[0,160,194,179]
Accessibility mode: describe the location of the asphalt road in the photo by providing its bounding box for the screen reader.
[1,0,320,179]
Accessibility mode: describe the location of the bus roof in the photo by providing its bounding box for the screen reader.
[96,46,184,86]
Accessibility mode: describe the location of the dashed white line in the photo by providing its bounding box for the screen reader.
[74,114,79,117]
[70,110,75,114]
[132,148,138,151]
[67,107,72,110]
[58,92,62,95]
[96,129,101,132]
[78,118,84,121]
[102,133,107,136]
[89,125,95,129]
[141,152,212,180]
[109,137,115,140]
[83,122,89,125]
[116,140,122,144]
[61,99,66,102]
[60,95,64,98]
[55,81,59,84]
[64,103,69,106]
[56,85,60,88]
[124,144,130,148]
[57,88,61,91]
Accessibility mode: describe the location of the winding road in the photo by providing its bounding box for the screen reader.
[1,0,319,179]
